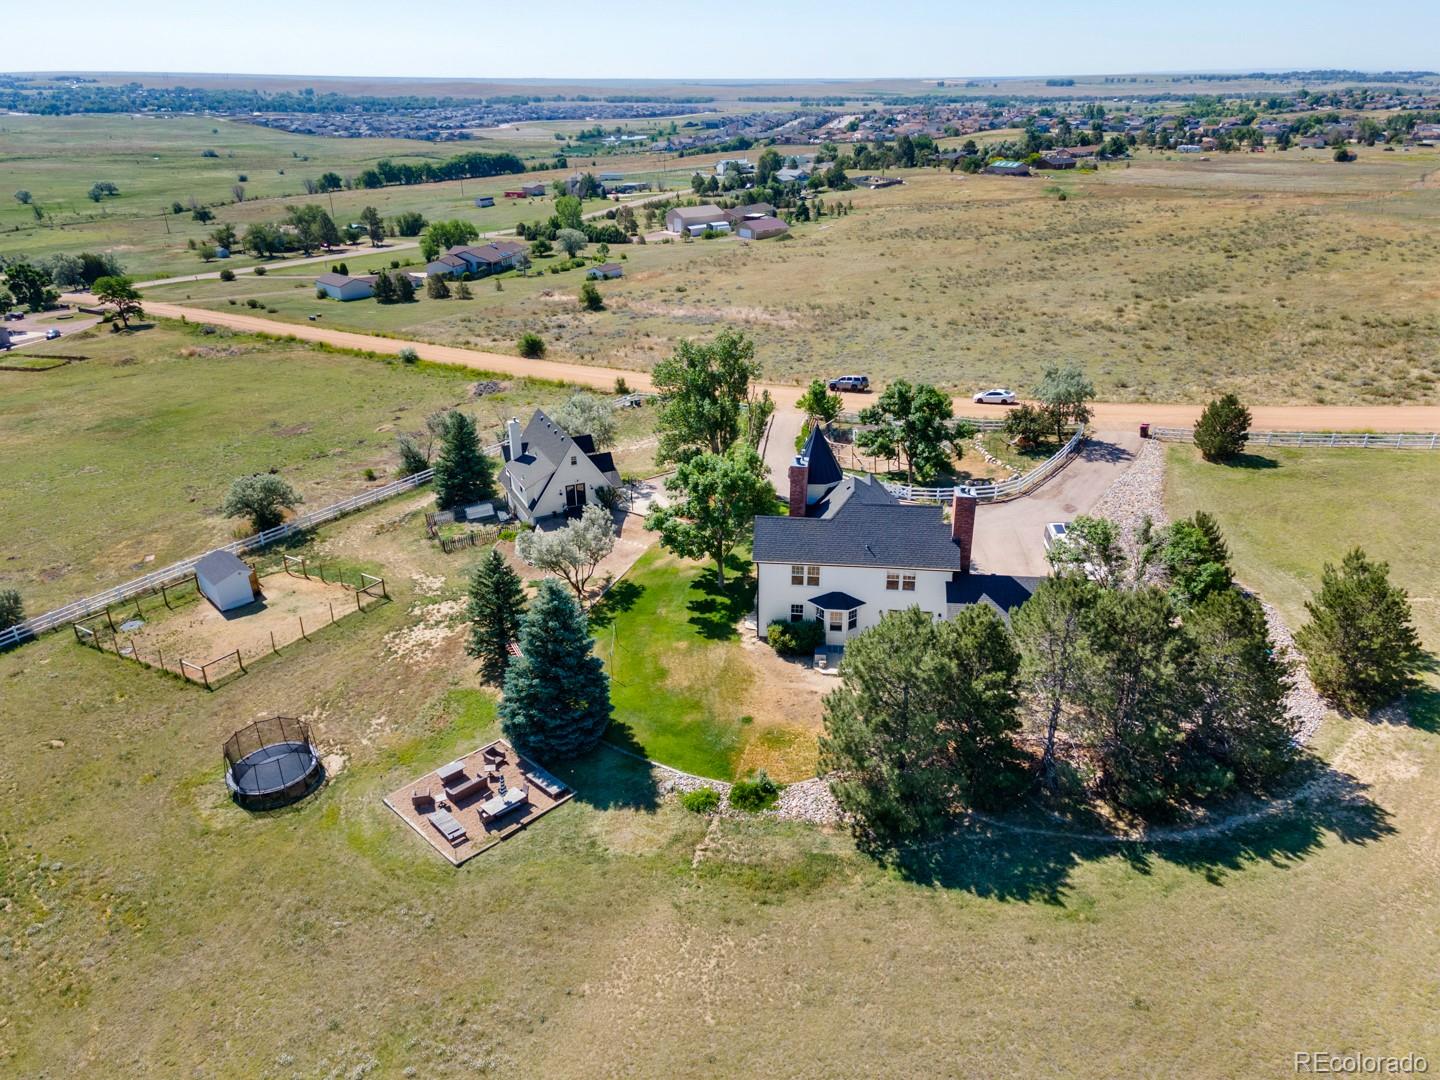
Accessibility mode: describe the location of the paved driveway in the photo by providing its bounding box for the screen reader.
[968,430,1142,578]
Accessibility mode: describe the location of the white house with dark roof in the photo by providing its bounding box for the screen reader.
[752,428,1040,648]
[499,409,621,524]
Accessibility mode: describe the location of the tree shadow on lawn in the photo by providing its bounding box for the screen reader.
[1222,451,1281,470]
[887,756,1393,904]
[685,557,755,641]
[588,578,643,631]
[551,738,661,813]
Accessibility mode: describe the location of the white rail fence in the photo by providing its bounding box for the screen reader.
[883,426,1087,504]
[1147,426,1440,450]
[0,468,435,650]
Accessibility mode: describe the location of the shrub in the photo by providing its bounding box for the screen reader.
[249,298,264,308]
[728,769,782,812]
[767,618,825,656]
[227,298,237,305]
[518,331,546,359]
[579,281,604,311]
[614,376,631,395]
[680,787,721,813]
[218,268,235,282]
[363,467,377,481]
[253,265,267,276]
[398,347,419,364]
[314,288,325,301]
[0,588,24,632]
[1192,393,1251,462]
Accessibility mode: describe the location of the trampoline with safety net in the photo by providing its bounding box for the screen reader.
[223,716,323,810]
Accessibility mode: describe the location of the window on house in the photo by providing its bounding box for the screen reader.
[791,564,805,586]
[789,604,804,622]
[847,608,858,630]
[828,610,844,631]
[806,565,820,586]
[902,573,916,592]
[570,455,577,466]
[885,572,900,591]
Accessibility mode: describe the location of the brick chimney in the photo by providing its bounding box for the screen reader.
[788,456,810,518]
[951,493,977,574]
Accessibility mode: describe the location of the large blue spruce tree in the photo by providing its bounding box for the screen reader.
[499,578,611,758]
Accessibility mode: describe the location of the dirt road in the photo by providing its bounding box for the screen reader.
[120,298,1440,433]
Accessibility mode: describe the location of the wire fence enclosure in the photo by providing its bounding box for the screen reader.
[1146,427,1440,450]
[879,426,1088,504]
[69,566,389,689]
[0,469,431,651]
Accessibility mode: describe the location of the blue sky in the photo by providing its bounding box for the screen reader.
[12,0,1440,81]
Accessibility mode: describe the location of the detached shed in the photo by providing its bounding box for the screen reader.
[196,550,259,612]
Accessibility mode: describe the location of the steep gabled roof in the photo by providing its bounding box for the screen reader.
[501,409,615,512]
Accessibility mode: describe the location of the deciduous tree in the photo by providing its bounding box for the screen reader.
[645,445,773,585]
[515,504,615,605]
[652,328,763,462]
[855,380,972,484]
[552,392,617,449]
[222,473,301,532]
[93,275,143,328]
[1034,364,1095,444]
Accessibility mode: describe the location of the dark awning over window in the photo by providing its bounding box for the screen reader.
[807,591,865,611]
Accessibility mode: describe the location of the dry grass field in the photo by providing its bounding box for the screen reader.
[149,145,1440,405]
[0,321,660,611]
[3,482,1439,1076]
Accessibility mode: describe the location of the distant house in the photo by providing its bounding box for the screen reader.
[1177,144,1205,153]
[724,202,777,225]
[195,550,258,612]
[499,410,621,524]
[503,182,547,198]
[315,273,377,301]
[854,175,903,189]
[665,204,728,234]
[775,167,811,183]
[714,157,754,176]
[474,195,495,208]
[586,263,624,280]
[1038,151,1077,169]
[752,429,1039,647]
[445,240,527,277]
[610,181,651,194]
[736,216,789,240]
[984,159,1030,176]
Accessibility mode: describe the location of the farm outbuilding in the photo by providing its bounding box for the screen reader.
[196,550,259,612]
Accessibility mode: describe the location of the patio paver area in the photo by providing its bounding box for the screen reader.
[383,739,573,865]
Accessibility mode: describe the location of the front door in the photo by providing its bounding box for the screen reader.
[564,483,587,513]
[825,609,845,645]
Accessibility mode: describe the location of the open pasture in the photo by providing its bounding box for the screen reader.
[0,321,659,611]
[147,145,1440,404]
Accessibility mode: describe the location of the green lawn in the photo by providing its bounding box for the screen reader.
[0,320,657,610]
[1165,444,1440,717]
[592,548,762,780]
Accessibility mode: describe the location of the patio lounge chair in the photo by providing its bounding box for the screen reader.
[528,767,567,798]
[429,807,467,846]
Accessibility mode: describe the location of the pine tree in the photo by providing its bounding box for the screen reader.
[395,272,416,302]
[431,410,496,510]
[425,274,451,299]
[499,579,612,758]
[1192,393,1252,462]
[1296,548,1423,714]
[466,548,527,683]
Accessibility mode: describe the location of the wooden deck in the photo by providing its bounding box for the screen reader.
[382,738,573,865]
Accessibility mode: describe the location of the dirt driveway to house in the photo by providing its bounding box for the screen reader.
[969,430,1144,578]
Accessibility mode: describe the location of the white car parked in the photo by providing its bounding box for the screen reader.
[973,388,1017,405]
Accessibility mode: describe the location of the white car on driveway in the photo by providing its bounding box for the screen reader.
[973,388,1017,405]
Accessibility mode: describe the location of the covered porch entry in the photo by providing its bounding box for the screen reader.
[808,590,864,648]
